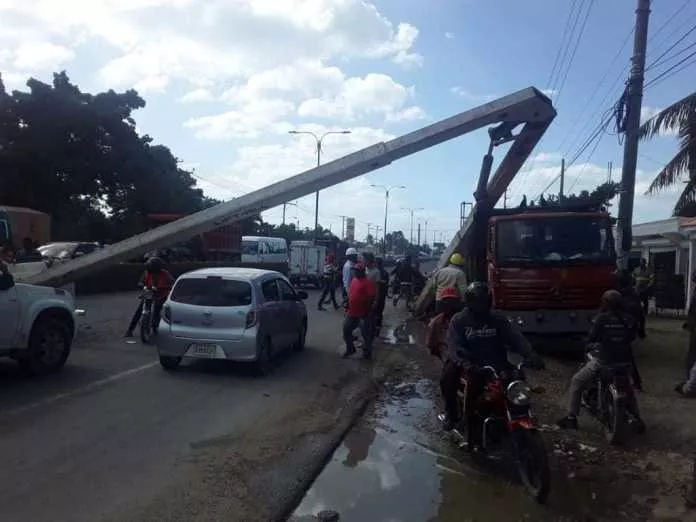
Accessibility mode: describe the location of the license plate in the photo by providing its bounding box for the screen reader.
[190,343,218,357]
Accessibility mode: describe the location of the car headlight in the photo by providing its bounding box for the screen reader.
[516,316,525,326]
[506,380,532,406]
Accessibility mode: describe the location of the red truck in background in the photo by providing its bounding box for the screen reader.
[487,204,616,335]
[147,213,242,262]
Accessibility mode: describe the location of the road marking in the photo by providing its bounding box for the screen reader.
[1,361,159,419]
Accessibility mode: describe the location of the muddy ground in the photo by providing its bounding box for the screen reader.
[291,315,696,521]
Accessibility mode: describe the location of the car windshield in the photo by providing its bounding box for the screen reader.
[496,216,615,264]
[170,277,253,307]
[38,243,75,259]
[242,240,258,255]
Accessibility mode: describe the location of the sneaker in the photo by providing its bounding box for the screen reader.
[556,415,579,430]
[125,330,133,338]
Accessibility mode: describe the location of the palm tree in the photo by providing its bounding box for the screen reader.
[639,92,696,216]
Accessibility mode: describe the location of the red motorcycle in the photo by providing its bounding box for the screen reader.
[439,362,550,504]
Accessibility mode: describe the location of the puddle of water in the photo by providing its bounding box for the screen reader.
[291,379,556,522]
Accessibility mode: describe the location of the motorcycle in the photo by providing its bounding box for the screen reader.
[438,362,550,504]
[392,281,415,311]
[580,350,641,445]
[140,286,157,344]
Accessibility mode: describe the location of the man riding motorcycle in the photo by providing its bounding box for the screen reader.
[441,282,545,442]
[433,253,468,313]
[125,257,173,338]
[556,289,646,432]
[425,286,463,360]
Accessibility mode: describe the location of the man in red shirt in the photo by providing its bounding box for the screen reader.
[343,262,377,359]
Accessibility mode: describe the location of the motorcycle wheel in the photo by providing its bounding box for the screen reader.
[603,387,628,445]
[140,310,153,344]
[514,430,551,504]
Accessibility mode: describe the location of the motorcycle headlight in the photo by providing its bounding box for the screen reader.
[506,380,532,406]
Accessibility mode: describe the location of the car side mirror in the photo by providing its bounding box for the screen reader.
[295,290,309,301]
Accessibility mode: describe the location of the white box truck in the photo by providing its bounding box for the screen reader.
[289,241,326,289]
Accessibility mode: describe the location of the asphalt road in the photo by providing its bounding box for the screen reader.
[0,289,358,522]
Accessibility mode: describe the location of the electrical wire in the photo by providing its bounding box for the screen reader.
[546,0,580,92]
[645,47,696,89]
[646,22,696,71]
[554,0,596,107]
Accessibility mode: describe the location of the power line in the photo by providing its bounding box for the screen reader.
[645,47,696,89]
[645,20,696,71]
[648,0,692,45]
[547,0,581,91]
[554,0,596,107]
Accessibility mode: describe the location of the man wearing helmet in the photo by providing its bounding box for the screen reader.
[433,253,468,312]
[557,289,646,431]
[441,282,545,434]
[125,257,174,337]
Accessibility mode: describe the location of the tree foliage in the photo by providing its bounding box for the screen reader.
[525,181,620,210]
[0,71,238,242]
[638,91,696,216]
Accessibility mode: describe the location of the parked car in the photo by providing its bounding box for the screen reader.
[157,267,308,375]
[38,242,101,263]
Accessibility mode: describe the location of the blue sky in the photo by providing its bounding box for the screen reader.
[0,0,693,244]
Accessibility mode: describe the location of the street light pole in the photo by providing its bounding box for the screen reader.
[402,207,424,245]
[371,184,406,255]
[289,129,351,242]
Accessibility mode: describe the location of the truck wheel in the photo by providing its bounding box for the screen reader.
[20,317,72,376]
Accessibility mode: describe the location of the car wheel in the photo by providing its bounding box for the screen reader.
[159,356,182,371]
[20,317,72,376]
[294,321,307,352]
[254,337,273,377]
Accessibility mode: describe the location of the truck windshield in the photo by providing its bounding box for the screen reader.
[496,216,615,265]
[242,240,258,255]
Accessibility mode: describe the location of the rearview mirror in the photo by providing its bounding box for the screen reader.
[296,290,309,300]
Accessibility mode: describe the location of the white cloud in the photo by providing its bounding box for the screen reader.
[386,106,428,123]
[297,73,420,121]
[450,86,497,103]
[184,98,296,140]
[12,41,74,70]
[178,88,215,103]
[445,32,455,40]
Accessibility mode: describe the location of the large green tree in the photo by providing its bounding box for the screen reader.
[639,91,696,216]
[0,71,213,241]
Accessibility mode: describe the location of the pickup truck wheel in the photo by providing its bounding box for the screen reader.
[20,317,71,375]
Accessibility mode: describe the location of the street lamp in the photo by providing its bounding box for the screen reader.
[371,184,406,255]
[289,129,351,241]
[401,207,424,245]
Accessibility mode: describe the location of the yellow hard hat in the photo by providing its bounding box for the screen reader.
[449,253,465,266]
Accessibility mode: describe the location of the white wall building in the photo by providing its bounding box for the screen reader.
[632,217,696,312]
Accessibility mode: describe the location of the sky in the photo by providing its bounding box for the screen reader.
[0,0,694,245]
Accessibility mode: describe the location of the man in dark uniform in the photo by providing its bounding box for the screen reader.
[617,271,644,390]
[440,282,545,438]
[557,289,645,432]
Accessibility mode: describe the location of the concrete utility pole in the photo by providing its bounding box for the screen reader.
[372,185,406,255]
[559,157,565,201]
[417,222,421,246]
[617,0,651,270]
[608,161,613,182]
[402,207,423,244]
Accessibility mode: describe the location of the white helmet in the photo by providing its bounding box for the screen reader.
[346,247,358,256]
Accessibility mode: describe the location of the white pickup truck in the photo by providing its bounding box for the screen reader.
[0,265,84,375]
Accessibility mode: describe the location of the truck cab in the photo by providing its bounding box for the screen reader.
[0,269,84,374]
[487,206,615,335]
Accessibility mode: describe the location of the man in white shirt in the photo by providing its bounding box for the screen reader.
[342,247,359,306]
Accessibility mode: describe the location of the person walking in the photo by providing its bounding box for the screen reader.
[373,257,390,334]
[343,262,377,360]
[342,247,359,306]
[318,252,340,311]
[633,258,654,333]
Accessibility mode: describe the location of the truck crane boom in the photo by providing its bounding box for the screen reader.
[27,87,556,288]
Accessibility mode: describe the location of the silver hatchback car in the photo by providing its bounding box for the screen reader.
[157,267,308,375]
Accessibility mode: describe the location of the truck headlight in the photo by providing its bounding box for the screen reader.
[506,381,532,406]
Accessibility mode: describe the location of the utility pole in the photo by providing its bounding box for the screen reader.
[559,157,565,201]
[503,190,509,209]
[424,220,428,247]
[282,204,286,225]
[617,0,651,270]
[608,161,613,182]
[337,215,348,240]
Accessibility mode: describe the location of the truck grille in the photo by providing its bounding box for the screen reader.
[497,279,604,310]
